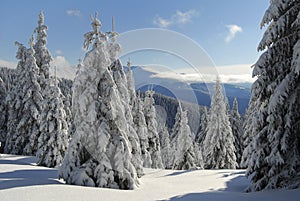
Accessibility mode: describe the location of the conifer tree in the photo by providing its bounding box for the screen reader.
[5,37,43,155]
[143,90,163,169]
[34,11,51,88]
[195,107,208,149]
[240,96,258,169]
[159,124,173,169]
[37,79,68,167]
[230,98,243,167]
[108,27,143,177]
[132,93,152,168]
[225,97,230,115]
[0,77,7,152]
[171,103,197,170]
[126,60,136,107]
[203,77,237,169]
[244,1,300,191]
[59,13,139,189]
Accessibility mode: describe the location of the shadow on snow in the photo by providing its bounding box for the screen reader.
[0,156,63,190]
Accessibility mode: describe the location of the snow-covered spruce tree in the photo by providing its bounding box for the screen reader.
[245,1,300,191]
[240,91,260,169]
[132,93,152,168]
[59,14,139,189]
[34,11,51,89]
[170,103,197,170]
[203,77,237,169]
[0,77,7,152]
[159,123,173,169]
[195,107,208,149]
[230,98,243,168]
[143,90,163,169]
[5,37,43,155]
[225,97,231,115]
[37,79,68,167]
[108,27,143,177]
[126,60,136,107]
[58,78,73,135]
[4,43,27,154]
[66,61,84,140]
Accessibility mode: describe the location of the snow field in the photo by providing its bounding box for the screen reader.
[1,155,300,201]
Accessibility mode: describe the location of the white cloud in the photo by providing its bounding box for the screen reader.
[50,56,76,80]
[153,9,198,28]
[66,9,81,17]
[0,59,17,69]
[225,24,243,43]
[173,10,197,25]
[153,16,172,28]
[143,64,255,83]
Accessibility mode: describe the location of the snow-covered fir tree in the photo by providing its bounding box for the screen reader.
[170,103,198,170]
[126,59,136,107]
[203,77,237,169]
[108,24,143,177]
[143,90,163,169]
[36,78,68,167]
[59,13,139,189]
[195,107,208,149]
[0,77,7,152]
[230,98,243,168]
[5,37,43,155]
[159,123,173,169]
[244,1,300,191]
[58,78,73,133]
[0,67,15,92]
[132,93,152,168]
[34,11,51,88]
[225,97,231,115]
[240,96,258,169]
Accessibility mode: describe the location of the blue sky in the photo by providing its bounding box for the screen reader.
[0,0,268,71]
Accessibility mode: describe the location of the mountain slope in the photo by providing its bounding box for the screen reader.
[129,66,251,113]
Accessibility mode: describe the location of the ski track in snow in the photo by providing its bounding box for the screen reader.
[0,154,299,201]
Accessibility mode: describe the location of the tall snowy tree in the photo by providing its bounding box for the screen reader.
[0,77,7,153]
[159,123,173,169]
[132,93,152,168]
[59,13,139,189]
[5,37,43,155]
[58,77,73,134]
[230,98,243,168]
[108,24,143,177]
[244,1,300,191]
[195,107,208,149]
[225,97,231,115]
[240,92,260,169]
[34,11,51,88]
[37,79,68,167]
[143,90,163,169]
[203,77,237,169]
[170,103,198,170]
[126,59,136,107]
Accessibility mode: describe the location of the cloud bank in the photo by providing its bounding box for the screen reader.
[50,56,75,80]
[0,59,17,69]
[142,64,255,83]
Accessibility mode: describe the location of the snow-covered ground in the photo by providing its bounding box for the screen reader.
[1,154,299,201]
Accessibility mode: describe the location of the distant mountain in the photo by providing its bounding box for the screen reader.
[127,66,251,114]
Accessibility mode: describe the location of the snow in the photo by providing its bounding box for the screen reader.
[1,154,300,201]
